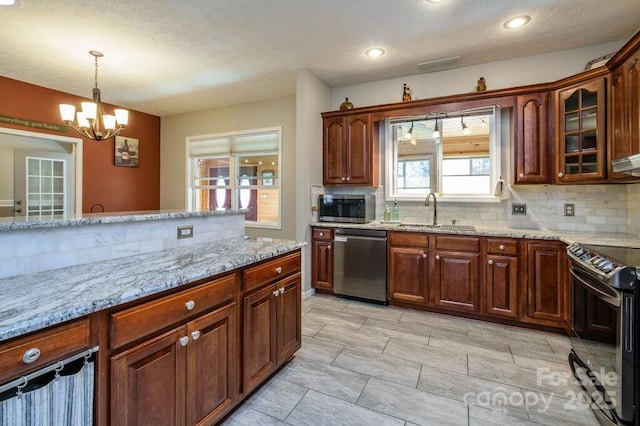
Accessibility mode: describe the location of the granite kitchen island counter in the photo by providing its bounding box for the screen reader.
[0,236,306,342]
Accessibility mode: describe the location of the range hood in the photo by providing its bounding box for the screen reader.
[612,153,640,176]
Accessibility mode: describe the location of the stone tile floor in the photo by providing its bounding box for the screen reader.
[222,294,602,425]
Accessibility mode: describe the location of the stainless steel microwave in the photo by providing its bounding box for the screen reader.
[318,195,375,223]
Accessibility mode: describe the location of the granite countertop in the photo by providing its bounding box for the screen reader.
[310,221,640,248]
[0,236,306,342]
[0,209,247,232]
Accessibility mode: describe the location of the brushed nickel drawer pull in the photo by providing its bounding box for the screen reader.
[488,260,494,265]
[191,330,201,340]
[279,287,285,294]
[499,245,505,251]
[435,255,440,260]
[22,348,41,364]
[185,300,195,311]
[319,232,324,237]
[422,253,427,258]
[275,266,283,274]
[179,336,189,346]
[273,290,280,297]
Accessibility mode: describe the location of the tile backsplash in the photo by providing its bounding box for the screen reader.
[325,183,640,235]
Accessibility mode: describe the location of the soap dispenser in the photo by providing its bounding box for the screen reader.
[391,200,400,221]
[383,205,391,222]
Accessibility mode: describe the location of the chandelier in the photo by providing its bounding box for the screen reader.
[59,51,128,141]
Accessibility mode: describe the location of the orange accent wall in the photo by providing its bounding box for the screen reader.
[0,76,160,213]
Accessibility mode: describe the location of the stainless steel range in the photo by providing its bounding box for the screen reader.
[566,243,638,425]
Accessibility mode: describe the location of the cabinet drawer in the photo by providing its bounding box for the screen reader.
[243,252,301,292]
[312,228,334,241]
[487,238,518,256]
[110,274,236,349]
[388,232,428,248]
[435,235,480,252]
[0,318,92,384]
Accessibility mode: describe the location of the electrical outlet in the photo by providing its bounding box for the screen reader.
[177,225,193,239]
[564,203,575,216]
[512,203,526,215]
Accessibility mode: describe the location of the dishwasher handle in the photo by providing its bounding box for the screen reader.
[334,235,387,243]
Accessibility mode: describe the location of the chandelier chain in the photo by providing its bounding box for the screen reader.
[94,55,99,90]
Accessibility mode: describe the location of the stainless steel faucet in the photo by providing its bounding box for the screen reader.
[425,192,437,226]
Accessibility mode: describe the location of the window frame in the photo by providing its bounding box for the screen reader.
[186,127,282,230]
[384,107,502,203]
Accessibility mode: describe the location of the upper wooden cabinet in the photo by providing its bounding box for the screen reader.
[323,113,378,186]
[609,42,640,181]
[514,92,551,184]
[555,76,607,183]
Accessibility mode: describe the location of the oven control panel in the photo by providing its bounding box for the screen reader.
[567,243,617,273]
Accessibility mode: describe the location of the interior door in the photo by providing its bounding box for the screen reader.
[14,150,74,218]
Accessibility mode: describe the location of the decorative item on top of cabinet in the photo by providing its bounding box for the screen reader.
[311,227,334,293]
[340,97,354,110]
[514,92,550,184]
[608,36,640,181]
[556,76,607,183]
[402,83,412,102]
[322,113,379,186]
[387,232,429,306]
[476,77,487,92]
[433,235,481,313]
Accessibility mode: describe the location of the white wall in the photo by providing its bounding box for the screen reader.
[331,41,623,111]
[160,96,297,240]
[295,69,331,295]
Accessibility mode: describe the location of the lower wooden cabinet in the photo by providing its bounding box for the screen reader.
[485,254,519,319]
[243,272,301,395]
[311,228,334,292]
[433,250,480,313]
[523,241,569,328]
[111,302,237,426]
[387,232,429,305]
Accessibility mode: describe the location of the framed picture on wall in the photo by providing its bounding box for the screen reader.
[115,136,139,167]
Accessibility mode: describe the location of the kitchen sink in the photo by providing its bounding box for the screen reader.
[398,223,476,231]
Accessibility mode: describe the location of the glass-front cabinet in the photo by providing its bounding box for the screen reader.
[556,77,606,182]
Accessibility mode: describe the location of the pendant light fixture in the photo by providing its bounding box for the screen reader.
[404,121,414,140]
[460,116,471,135]
[59,51,128,141]
[432,121,441,139]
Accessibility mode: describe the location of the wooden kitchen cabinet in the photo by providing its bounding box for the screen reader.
[322,113,378,186]
[387,232,429,306]
[609,34,640,181]
[110,274,239,426]
[523,241,569,328]
[556,75,607,183]
[484,238,519,319]
[242,253,301,395]
[433,235,481,313]
[311,227,334,292]
[514,92,551,184]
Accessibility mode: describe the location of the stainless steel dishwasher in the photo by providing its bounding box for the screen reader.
[333,228,387,304]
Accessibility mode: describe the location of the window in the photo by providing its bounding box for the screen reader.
[385,106,501,202]
[187,127,281,229]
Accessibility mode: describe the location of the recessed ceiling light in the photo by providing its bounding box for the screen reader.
[0,0,17,5]
[426,0,446,3]
[366,48,385,58]
[504,15,530,29]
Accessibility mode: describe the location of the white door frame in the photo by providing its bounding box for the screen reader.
[0,126,83,214]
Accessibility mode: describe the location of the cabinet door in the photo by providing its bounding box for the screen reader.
[345,114,371,184]
[276,273,302,365]
[485,255,518,319]
[515,93,549,183]
[243,284,277,394]
[323,117,346,184]
[556,77,606,182]
[186,303,238,426]
[312,240,333,291]
[388,245,428,305]
[433,251,480,312]
[525,242,567,325]
[610,55,640,180]
[111,328,186,426]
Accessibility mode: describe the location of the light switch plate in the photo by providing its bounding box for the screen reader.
[512,203,526,215]
[177,225,193,239]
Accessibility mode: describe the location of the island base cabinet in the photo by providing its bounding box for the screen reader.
[110,303,238,426]
[243,272,302,395]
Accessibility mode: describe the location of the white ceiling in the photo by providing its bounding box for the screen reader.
[1,0,639,117]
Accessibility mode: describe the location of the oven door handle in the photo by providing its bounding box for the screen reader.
[570,267,621,308]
